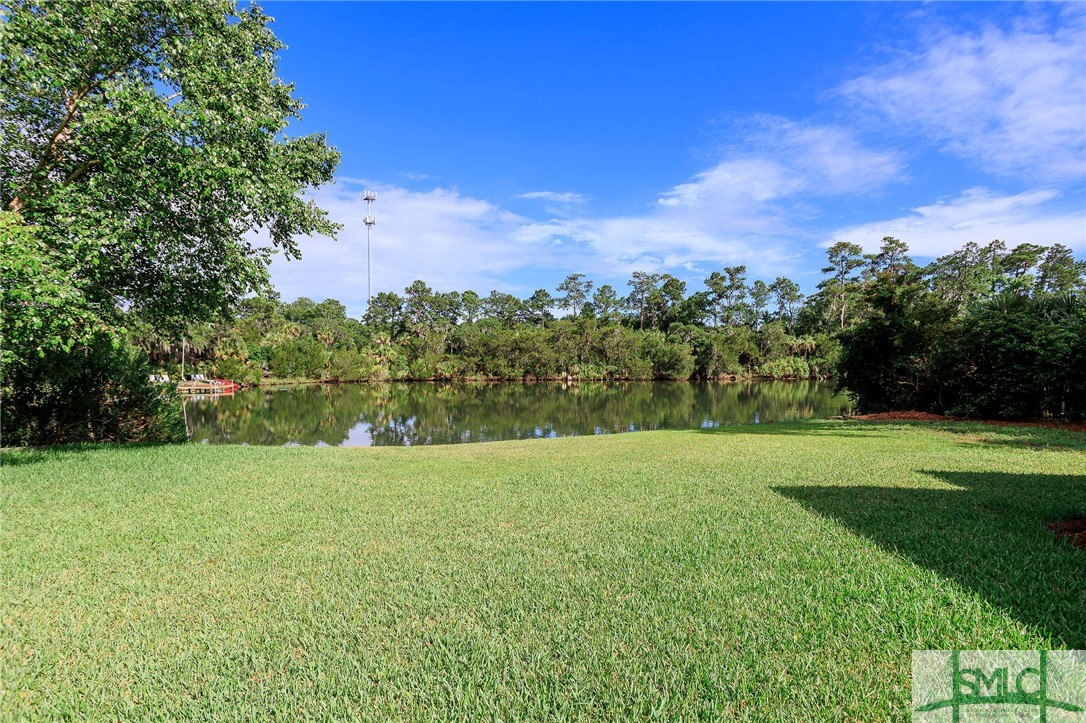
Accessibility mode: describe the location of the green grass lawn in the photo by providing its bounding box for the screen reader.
[2,421,1084,720]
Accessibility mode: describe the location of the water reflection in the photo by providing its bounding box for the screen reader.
[184,381,853,447]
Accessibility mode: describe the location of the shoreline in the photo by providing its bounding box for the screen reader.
[244,373,824,387]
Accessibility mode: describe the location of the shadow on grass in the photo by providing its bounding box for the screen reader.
[0,442,179,467]
[693,419,896,440]
[775,471,1086,647]
[931,423,1086,452]
[696,418,1086,451]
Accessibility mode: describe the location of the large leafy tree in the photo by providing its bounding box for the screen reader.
[749,279,770,330]
[718,265,748,328]
[362,291,406,338]
[1,1,339,443]
[1037,244,1086,294]
[403,280,435,325]
[459,290,482,324]
[654,274,687,330]
[865,236,915,279]
[481,290,522,327]
[925,241,1003,311]
[1,0,340,340]
[834,270,958,414]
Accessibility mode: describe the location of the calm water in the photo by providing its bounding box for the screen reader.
[183,381,853,447]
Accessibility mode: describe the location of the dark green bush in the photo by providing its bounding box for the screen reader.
[1,335,186,446]
[946,293,1085,420]
[269,338,327,379]
[837,284,1085,420]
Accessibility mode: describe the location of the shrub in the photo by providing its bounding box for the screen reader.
[760,356,811,379]
[640,331,694,380]
[269,338,327,379]
[1,335,186,446]
[214,357,263,385]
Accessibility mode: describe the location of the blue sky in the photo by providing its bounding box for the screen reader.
[261,2,1086,316]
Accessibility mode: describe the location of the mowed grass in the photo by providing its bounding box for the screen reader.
[2,421,1084,721]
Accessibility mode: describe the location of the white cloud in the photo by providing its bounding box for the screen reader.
[828,187,1086,258]
[517,191,588,204]
[658,158,800,208]
[531,120,906,277]
[841,11,1086,180]
[269,181,549,317]
[658,118,906,213]
[513,214,793,280]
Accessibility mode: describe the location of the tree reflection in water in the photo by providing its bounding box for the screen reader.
[184,381,853,447]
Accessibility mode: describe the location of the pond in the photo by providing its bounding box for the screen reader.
[183,380,853,447]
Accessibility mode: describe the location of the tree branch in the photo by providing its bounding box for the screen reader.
[9,25,174,212]
[61,159,102,187]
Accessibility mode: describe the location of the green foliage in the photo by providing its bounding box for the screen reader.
[0,211,102,367]
[1,334,185,446]
[556,273,592,317]
[524,288,555,328]
[835,271,958,413]
[481,291,523,327]
[837,277,1085,419]
[1038,244,1086,294]
[325,349,371,383]
[626,271,660,330]
[640,330,694,380]
[269,338,327,380]
[768,276,804,332]
[213,356,263,386]
[926,241,1004,310]
[127,233,1085,415]
[1,1,340,443]
[945,292,1086,420]
[817,242,864,331]
[760,356,811,380]
[1,0,340,330]
[168,284,856,385]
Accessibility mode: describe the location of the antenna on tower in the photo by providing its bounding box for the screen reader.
[362,190,377,305]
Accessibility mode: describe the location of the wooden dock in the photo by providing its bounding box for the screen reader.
[177,381,237,395]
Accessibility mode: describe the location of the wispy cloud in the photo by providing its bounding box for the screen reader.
[517,191,588,204]
[841,9,1086,181]
[526,119,907,278]
[656,119,905,215]
[828,187,1086,258]
[271,120,912,311]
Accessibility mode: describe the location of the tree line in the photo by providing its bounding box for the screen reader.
[142,238,1084,411]
[834,240,1085,421]
[152,264,833,386]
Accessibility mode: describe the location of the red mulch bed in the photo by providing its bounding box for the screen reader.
[1047,519,1086,549]
[850,411,1086,433]
[855,411,950,422]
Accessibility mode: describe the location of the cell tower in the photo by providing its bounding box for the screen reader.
[362,190,377,304]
